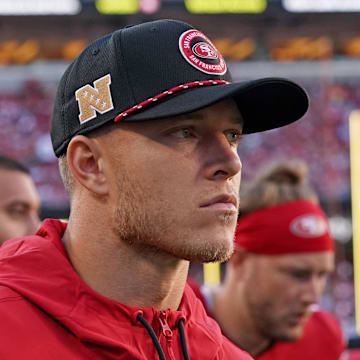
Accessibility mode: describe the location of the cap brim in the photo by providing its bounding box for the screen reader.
[122,78,309,134]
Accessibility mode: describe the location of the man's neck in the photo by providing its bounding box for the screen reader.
[62,218,189,311]
[212,286,271,357]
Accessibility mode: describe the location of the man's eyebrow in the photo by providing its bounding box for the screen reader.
[6,201,30,209]
[232,117,243,125]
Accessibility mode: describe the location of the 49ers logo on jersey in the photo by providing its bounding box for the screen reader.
[179,30,226,75]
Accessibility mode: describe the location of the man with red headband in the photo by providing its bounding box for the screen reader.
[189,160,346,359]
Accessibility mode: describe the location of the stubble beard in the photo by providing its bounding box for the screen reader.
[112,170,234,263]
[244,287,303,343]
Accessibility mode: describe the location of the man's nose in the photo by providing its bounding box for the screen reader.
[202,134,242,181]
[301,276,324,305]
[27,212,40,236]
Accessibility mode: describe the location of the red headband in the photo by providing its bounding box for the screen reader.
[235,200,334,255]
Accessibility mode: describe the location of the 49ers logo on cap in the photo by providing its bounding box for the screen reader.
[179,30,226,75]
[290,214,329,238]
[192,42,218,59]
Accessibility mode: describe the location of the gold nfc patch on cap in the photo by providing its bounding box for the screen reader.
[75,74,114,124]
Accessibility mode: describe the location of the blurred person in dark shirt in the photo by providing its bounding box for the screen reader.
[0,154,40,245]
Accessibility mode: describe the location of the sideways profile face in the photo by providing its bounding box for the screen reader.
[64,98,242,263]
[0,158,40,245]
[52,19,309,265]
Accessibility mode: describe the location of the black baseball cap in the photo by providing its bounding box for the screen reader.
[51,19,309,157]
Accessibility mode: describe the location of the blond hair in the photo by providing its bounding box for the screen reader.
[58,121,119,199]
[239,160,318,217]
[58,155,74,198]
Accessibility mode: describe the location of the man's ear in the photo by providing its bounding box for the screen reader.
[66,135,109,196]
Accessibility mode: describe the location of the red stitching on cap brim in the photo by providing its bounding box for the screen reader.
[114,80,230,122]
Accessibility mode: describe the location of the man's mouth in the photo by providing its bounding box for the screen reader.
[200,194,238,212]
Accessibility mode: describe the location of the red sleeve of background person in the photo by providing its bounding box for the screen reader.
[256,310,346,360]
[235,200,334,255]
[347,349,360,360]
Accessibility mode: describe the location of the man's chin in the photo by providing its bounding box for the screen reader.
[180,242,234,263]
[279,325,305,342]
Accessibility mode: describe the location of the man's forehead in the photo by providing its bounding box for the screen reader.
[273,251,334,268]
[0,193,39,209]
[0,169,29,187]
[0,169,39,205]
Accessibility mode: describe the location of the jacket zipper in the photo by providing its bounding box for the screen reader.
[159,311,176,360]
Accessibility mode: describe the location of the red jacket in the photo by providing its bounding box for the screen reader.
[0,219,253,360]
[188,279,346,360]
[345,349,360,360]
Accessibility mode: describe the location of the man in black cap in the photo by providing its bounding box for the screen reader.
[0,19,308,359]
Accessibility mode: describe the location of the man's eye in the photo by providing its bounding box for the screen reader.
[226,131,242,145]
[172,128,194,139]
[290,270,311,281]
[8,206,26,218]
